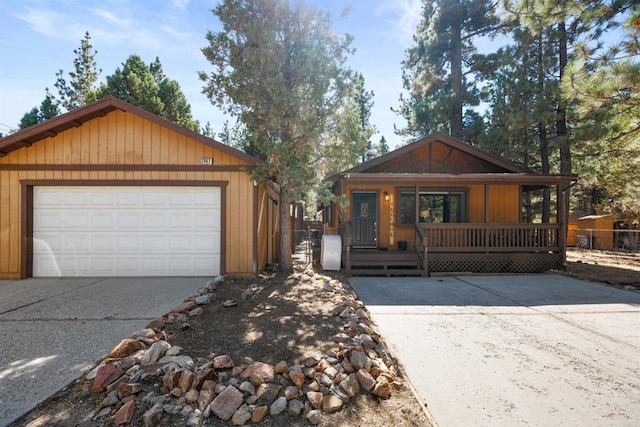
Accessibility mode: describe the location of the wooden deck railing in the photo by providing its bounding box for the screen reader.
[415,223,561,252]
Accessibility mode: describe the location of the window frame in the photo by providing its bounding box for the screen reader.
[396,187,469,226]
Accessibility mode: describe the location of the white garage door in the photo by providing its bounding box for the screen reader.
[33,186,221,277]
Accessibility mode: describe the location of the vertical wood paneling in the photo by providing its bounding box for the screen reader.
[0,109,261,278]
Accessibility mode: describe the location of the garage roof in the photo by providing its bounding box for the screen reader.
[0,96,259,165]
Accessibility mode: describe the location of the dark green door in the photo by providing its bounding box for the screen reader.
[353,192,377,247]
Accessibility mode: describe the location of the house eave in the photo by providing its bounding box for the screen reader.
[337,172,578,186]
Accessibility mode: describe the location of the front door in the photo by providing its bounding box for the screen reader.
[353,192,378,247]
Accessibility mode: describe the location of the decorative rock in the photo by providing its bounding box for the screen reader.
[222,299,237,307]
[274,360,288,374]
[270,396,287,416]
[240,289,253,300]
[164,346,182,357]
[195,294,211,305]
[306,391,323,409]
[197,389,215,411]
[307,409,322,425]
[303,366,316,378]
[322,394,343,413]
[192,368,214,389]
[339,373,360,397]
[110,339,142,359]
[159,355,195,371]
[114,399,136,425]
[350,350,371,371]
[146,317,167,331]
[239,381,256,395]
[284,385,299,400]
[186,410,202,426]
[356,369,376,392]
[316,358,331,372]
[143,403,163,427]
[184,389,199,404]
[181,405,194,416]
[288,365,305,388]
[180,369,195,393]
[330,384,351,403]
[341,357,354,373]
[93,406,112,420]
[92,365,124,392]
[241,361,274,384]
[251,405,268,423]
[141,341,171,365]
[209,385,244,421]
[201,380,216,390]
[118,382,143,399]
[98,394,119,410]
[359,334,376,349]
[213,355,234,370]
[86,363,105,380]
[256,383,281,405]
[231,404,251,425]
[132,328,156,339]
[288,399,304,416]
[189,307,204,317]
[373,377,392,399]
[175,300,197,313]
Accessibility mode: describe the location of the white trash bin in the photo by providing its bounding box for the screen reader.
[321,235,342,271]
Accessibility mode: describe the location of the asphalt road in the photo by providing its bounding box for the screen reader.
[349,274,640,427]
[0,277,207,427]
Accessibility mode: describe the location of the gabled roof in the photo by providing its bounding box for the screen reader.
[328,132,529,181]
[0,96,259,165]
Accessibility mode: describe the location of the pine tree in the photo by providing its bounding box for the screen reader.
[199,0,354,272]
[49,31,101,111]
[397,0,502,141]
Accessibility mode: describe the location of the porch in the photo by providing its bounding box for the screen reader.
[341,222,564,276]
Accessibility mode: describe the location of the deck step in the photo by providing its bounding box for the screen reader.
[349,268,425,277]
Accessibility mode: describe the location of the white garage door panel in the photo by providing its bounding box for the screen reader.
[33,186,221,277]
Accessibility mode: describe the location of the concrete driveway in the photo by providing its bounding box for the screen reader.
[0,277,207,427]
[349,274,640,426]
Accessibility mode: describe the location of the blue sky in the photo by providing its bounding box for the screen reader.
[0,0,425,148]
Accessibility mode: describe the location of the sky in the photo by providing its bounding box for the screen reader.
[0,0,426,149]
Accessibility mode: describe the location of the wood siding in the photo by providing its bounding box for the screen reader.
[0,110,259,279]
[338,182,521,251]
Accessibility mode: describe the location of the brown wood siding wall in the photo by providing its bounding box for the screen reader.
[339,182,522,251]
[257,184,279,270]
[0,110,257,279]
[488,185,520,223]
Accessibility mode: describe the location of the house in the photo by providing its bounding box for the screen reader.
[0,96,279,279]
[325,133,577,276]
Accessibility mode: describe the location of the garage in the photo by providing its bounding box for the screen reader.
[0,97,280,279]
[33,186,221,277]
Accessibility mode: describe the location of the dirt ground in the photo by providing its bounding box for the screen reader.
[11,247,638,427]
[12,251,430,427]
[563,248,640,290]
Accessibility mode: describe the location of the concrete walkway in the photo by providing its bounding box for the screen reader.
[0,277,207,427]
[349,274,640,426]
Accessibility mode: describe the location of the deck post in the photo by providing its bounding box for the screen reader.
[558,184,567,268]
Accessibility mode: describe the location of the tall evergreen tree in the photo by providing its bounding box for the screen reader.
[397,0,502,141]
[18,95,61,129]
[378,135,390,155]
[49,31,101,111]
[97,55,200,131]
[562,2,640,215]
[199,0,354,272]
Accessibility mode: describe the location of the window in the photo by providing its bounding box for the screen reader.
[398,190,467,225]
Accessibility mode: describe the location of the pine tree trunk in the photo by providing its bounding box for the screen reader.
[557,21,571,177]
[450,7,463,140]
[537,32,551,223]
[279,184,293,273]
